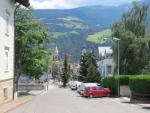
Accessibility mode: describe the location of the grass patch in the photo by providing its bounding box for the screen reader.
[86,29,112,44]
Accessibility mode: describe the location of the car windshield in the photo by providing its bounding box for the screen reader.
[84,87,90,90]
[95,86,104,90]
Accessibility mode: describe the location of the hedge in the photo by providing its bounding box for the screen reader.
[129,75,150,93]
[101,76,118,95]
[118,76,129,85]
[100,75,129,95]
[101,75,150,95]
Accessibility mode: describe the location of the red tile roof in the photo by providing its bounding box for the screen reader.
[15,0,30,7]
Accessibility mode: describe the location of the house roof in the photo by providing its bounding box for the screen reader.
[15,0,30,7]
[98,46,112,57]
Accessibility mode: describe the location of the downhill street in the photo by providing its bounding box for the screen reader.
[7,87,150,113]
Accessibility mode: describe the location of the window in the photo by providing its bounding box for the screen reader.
[3,87,8,98]
[4,47,9,72]
[107,66,112,74]
[84,87,90,91]
[5,9,10,36]
[92,87,97,90]
[96,86,104,90]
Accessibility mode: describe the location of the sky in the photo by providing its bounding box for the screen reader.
[30,0,142,9]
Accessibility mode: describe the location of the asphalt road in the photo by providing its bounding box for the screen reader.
[7,87,150,113]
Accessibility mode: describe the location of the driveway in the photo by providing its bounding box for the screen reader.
[7,87,150,113]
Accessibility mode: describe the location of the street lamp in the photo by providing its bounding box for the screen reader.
[103,37,120,96]
[113,37,120,96]
[113,37,120,76]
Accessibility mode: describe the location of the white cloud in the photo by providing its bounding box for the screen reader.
[30,0,142,9]
[30,0,76,9]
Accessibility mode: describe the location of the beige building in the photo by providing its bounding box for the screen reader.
[0,0,29,104]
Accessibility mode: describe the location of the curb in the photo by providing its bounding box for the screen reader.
[4,97,32,113]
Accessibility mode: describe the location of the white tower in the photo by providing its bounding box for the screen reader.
[53,46,59,61]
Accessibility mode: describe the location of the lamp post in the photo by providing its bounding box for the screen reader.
[113,37,120,96]
[103,37,120,96]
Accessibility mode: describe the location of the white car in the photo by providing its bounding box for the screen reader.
[69,81,82,90]
[69,81,77,90]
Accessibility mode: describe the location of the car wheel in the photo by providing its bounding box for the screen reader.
[89,94,94,98]
[107,94,110,97]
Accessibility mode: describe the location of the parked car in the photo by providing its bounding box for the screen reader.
[69,81,76,90]
[78,83,101,95]
[76,81,82,90]
[83,86,111,98]
[69,81,82,90]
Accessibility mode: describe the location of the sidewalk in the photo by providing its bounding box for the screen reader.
[0,95,32,113]
[0,84,56,113]
[111,97,150,109]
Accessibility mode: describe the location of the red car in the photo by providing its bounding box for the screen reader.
[83,86,111,98]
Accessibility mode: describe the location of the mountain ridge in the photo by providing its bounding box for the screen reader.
[33,0,150,62]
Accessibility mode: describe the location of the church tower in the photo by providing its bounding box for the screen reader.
[53,46,59,61]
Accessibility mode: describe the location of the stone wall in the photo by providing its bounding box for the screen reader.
[18,83,47,91]
[120,85,131,97]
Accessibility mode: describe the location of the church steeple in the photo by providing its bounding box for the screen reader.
[53,46,59,61]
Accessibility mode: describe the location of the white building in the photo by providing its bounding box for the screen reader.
[0,0,29,104]
[0,0,15,104]
[98,47,115,77]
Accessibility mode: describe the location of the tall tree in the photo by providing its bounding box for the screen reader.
[79,52,89,81]
[112,2,150,74]
[86,50,98,82]
[79,50,98,82]
[61,54,70,87]
[15,7,52,91]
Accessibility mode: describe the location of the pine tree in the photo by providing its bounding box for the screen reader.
[61,54,70,87]
[79,50,99,82]
[79,53,88,81]
[86,63,97,82]
[86,50,98,82]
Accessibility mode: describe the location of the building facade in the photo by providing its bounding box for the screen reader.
[0,0,30,104]
[0,0,15,104]
[98,47,115,77]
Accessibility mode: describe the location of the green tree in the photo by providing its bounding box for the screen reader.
[112,2,150,75]
[86,50,98,82]
[79,52,89,81]
[15,7,52,91]
[86,63,97,82]
[61,54,70,87]
[86,50,98,68]
[79,50,99,82]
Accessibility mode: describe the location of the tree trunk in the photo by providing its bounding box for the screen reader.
[14,68,21,95]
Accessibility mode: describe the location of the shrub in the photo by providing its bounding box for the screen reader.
[129,75,150,93]
[118,76,129,85]
[101,76,118,95]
